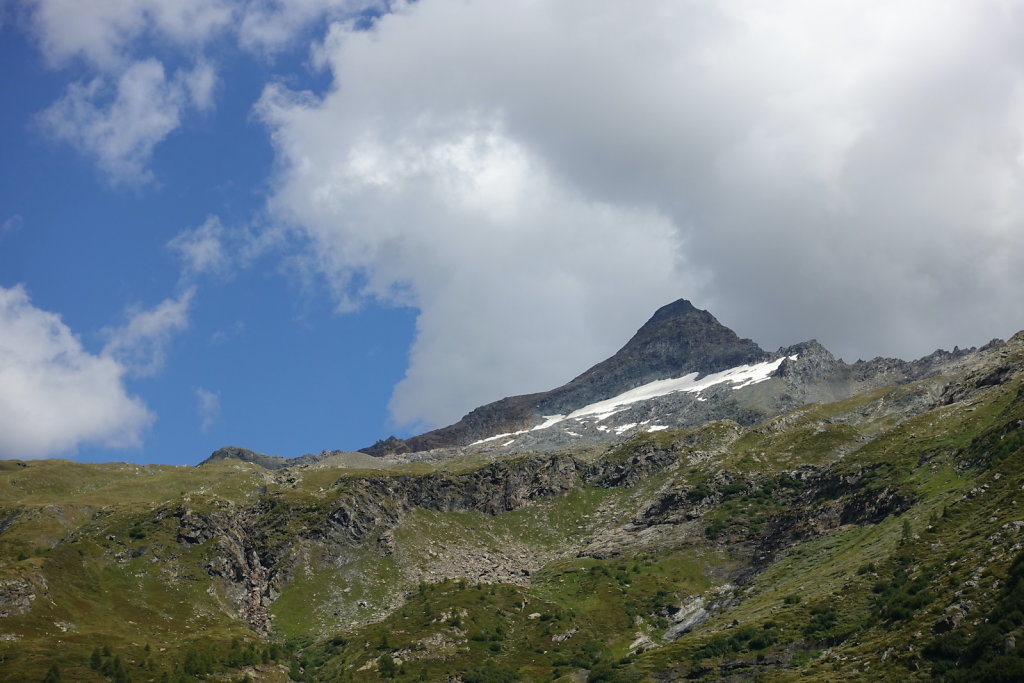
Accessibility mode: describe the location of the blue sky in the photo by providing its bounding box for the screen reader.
[0,1,420,464]
[2,1,1023,465]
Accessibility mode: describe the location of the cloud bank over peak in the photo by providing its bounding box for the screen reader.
[260,0,1024,428]
[258,90,697,427]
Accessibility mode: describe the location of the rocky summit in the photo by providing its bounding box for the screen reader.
[2,300,1024,682]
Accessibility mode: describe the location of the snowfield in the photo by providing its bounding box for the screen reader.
[470,355,796,445]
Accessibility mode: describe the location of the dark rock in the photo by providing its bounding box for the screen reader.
[537,299,768,415]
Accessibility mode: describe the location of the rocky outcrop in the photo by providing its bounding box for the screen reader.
[200,446,343,470]
[326,454,582,544]
[663,584,738,641]
[0,578,39,618]
[200,446,288,469]
[173,505,276,633]
[584,441,679,488]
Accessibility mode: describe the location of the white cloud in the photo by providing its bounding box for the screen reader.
[28,0,378,66]
[25,0,380,183]
[169,215,228,278]
[195,387,221,433]
[258,90,698,428]
[38,59,200,185]
[259,0,1024,428]
[28,0,234,69]
[237,0,383,53]
[0,285,152,459]
[102,288,194,378]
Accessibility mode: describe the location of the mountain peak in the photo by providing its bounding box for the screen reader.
[535,299,768,413]
[359,297,771,455]
[646,298,701,322]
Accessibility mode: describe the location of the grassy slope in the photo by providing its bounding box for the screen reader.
[0,358,1022,681]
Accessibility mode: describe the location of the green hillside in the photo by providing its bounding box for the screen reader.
[2,334,1023,682]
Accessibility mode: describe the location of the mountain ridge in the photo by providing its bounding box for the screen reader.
[209,298,996,466]
[316,299,990,463]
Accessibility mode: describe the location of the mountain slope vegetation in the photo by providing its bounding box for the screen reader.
[1,331,1023,682]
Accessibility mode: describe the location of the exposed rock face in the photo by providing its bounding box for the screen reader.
[174,454,583,630]
[0,578,38,618]
[323,454,582,545]
[663,584,738,641]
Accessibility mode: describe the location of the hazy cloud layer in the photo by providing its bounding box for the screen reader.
[0,286,152,459]
[259,0,1024,428]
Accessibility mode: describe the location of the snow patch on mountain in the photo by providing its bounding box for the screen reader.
[565,355,795,423]
[469,355,795,445]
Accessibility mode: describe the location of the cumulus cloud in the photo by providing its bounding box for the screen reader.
[0,285,152,459]
[27,0,378,66]
[259,0,1024,427]
[102,288,194,378]
[24,0,379,183]
[195,387,221,433]
[38,59,214,185]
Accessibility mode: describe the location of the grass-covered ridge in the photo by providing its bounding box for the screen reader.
[1,336,1023,681]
